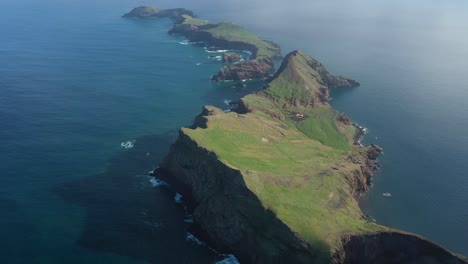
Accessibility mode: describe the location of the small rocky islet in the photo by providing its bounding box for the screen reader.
[124,6,468,264]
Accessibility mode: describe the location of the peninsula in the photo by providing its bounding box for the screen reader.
[124,7,468,264]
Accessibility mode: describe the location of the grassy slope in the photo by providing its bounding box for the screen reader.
[180,14,210,26]
[179,15,279,59]
[183,51,384,254]
[243,51,357,150]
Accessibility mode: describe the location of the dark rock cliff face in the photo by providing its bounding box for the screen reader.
[223,52,241,63]
[278,50,360,89]
[211,58,274,82]
[305,55,359,89]
[169,27,263,58]
[159,130,325,264]
[345,145,383,196]
[333,232,468,264]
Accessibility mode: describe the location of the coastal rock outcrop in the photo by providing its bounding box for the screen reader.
[282,50,359,89]
[222,52,242,63]
[211,58,274,81]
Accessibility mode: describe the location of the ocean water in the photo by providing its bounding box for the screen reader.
[0,0,467,263]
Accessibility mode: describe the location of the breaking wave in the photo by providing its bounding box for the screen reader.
[120,140,135,149]
[174,192,183,203]
[216,254,240,264]
[149,177,169,187]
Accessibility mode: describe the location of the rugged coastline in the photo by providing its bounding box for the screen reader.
[124,6,281,83]
[124,7,468,264]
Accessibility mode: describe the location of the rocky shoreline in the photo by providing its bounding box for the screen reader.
[125,6,467,264]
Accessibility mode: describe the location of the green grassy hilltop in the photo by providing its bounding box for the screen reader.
[173,15,280,59]
[182,51,384,255]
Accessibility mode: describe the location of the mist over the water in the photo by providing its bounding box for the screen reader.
[0,0,467,262]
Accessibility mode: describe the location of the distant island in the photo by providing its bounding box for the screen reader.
[124,6,468,264]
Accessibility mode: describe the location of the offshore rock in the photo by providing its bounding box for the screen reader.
[222,52,242,63]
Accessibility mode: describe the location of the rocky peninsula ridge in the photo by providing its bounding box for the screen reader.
[124,6,468,264]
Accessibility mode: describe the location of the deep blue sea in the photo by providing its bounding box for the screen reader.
[1,0,467,263]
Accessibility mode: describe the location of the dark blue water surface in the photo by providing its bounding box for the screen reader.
[1,0,467,263]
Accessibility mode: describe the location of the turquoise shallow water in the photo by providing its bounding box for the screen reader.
[1,0,467,263]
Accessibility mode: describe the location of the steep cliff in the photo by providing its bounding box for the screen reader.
[160,50,467,263]
[223,52,242,63]
[160,130,323,263]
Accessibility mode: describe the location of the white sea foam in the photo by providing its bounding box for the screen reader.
[143,220,163,229]
[196,63,202,66]
[383,192,392,197]
[120,140,135,149]
[185,232,239,263]
[184,215,194,223]
[224,99,232,105]
[242,50,252,56]
[179,40,190,45]
[149,166,159,175]
[174,192,183,203]
[205,49,229,53]
[217,254,240,264]
[186,232,205,245]
[242,50,253,59]
[149,177,169,187]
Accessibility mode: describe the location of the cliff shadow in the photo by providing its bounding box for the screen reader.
[54,131,220,263]
[159,132,332,264]
[0,195,38,262]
